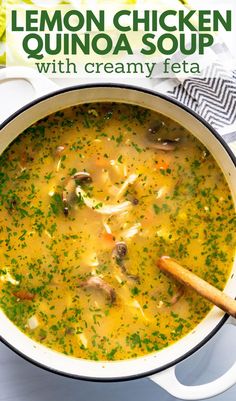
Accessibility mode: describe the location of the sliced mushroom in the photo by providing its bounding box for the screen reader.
[147,121,180,151]
[63,179,76,216]
[114,242,128,258]
[73,171,92,182]
[147,120,166,137]
[132,198,139,205]
[170,285,184,305]
[125,273,140,283]
[13,290,35,301]
[149,140,177,151]
[112,242,140,283]
[79,276,116,303]
[63,171,92,216]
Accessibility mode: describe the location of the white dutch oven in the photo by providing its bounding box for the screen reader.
[0,67,236,400]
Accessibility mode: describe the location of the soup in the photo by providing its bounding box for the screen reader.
[0,103,235,361]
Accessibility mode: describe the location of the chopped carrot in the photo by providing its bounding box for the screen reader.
[95,157,109,168]
[157,160,169,170]
[142,210,154,227]
[102,232,115,242]
[20,151,28,167]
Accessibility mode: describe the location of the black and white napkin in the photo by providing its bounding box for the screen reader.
[150,41,236,151]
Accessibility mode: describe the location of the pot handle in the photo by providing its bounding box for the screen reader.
[0,66,58,97]
[150,317,236,400]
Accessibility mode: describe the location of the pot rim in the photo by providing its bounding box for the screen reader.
[0,83,235,382]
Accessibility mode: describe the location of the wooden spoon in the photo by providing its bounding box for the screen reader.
[157,256,236,318]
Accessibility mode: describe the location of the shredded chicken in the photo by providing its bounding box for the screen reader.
[27,315,39,329]
[78,333,88,348]
[109,159,125,177]
[56,159,62,172]
[122,223,141,239]
[129,300,150,322]
[48,187,56,197]
[114,174,138,201]
[83,252,99,267]
[44,230,52,239]
[55,145,65,157]
[76,186,131,215]
[156,186,169,200]
[103,221,112,234]
[100,170,112,186]
[0,271,19,286]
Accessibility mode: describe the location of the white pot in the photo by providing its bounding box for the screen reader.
[0,67,236,400]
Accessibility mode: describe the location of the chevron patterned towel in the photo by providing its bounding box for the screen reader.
[152,63,236,154]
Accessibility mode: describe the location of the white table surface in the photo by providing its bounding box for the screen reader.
[0,75,236,401]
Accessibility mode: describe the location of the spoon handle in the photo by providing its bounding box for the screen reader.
[157,256,236,318]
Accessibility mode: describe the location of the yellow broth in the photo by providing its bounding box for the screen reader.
[0,103,235,361]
